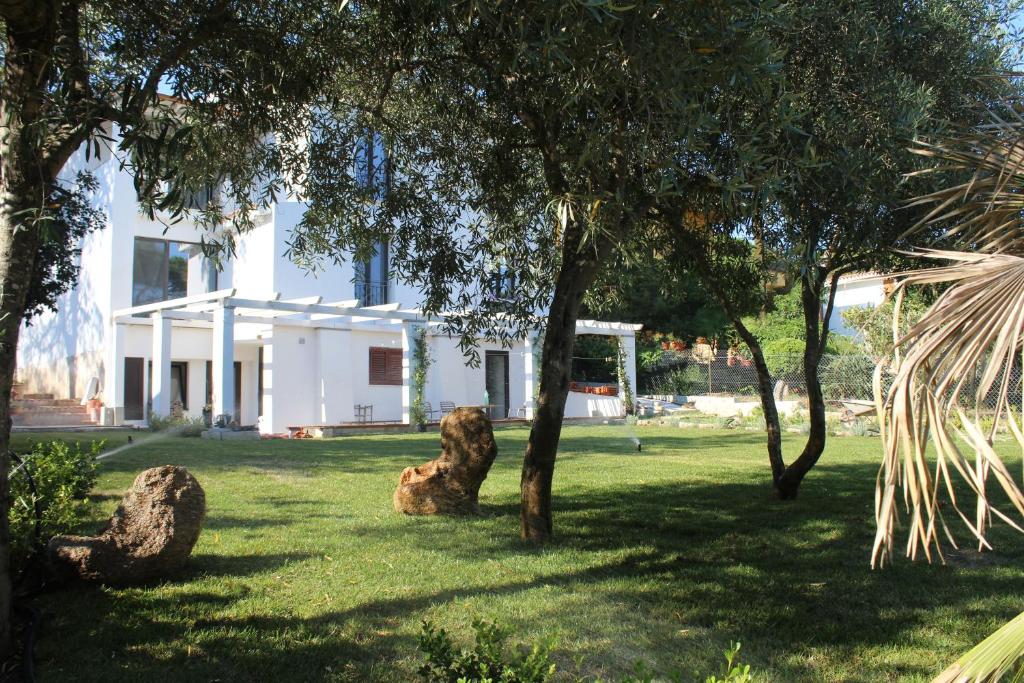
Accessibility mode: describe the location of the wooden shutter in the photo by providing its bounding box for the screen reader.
[369,347,402,386]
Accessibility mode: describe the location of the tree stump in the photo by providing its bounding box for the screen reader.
[48,465,206,584]
[394,407,498,514]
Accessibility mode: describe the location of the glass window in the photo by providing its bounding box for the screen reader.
[167,243,189,300]
[132,238,202,306]
[355,241,388,306]
[132,239,168,306]
[354,131,389,199]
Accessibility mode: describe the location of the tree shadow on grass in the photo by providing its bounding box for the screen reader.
[33,431,1024,682]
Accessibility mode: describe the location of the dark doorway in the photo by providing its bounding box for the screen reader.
[258,346,264,418]
[234,361,242,424]
[124,357,145,420]
[205,360,243,424]
[485,351,510,420]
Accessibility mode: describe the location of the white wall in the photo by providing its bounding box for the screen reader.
[829,277,887,338]
[349,329,404,423]
[261,325,319,432]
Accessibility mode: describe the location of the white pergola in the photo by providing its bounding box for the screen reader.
[109,288,641,426]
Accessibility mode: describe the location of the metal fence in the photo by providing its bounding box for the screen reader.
[638,351,1024,412]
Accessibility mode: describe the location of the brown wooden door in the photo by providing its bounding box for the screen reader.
[124,357,145,420]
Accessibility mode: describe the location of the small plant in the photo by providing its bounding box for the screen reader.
[704,643,754,683]
[418,619,556,683]
[410,326,433,428]
[10,440,101,573]
[617,337,636,416]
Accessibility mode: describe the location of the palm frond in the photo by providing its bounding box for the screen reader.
[874,251,1024,567]
[932,610,1024,683]
[906,105,1024,254]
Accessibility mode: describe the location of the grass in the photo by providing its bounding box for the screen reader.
[18,425,1024,682]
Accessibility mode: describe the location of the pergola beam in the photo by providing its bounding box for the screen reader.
[111,288,235,318]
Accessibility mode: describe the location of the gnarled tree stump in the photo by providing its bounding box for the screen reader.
[394,407,498,514]
[48,465,206,584]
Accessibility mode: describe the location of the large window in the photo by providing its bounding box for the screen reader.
[355,131,389,198]
[132,238,198,306]
[355,241,389,306]
[487,265,516,303]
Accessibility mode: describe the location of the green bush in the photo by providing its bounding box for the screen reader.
[418,621,758,683]
[653,364,709,396]
[10,440,100,573]
[418,620,555,683]
[149,413,207,436]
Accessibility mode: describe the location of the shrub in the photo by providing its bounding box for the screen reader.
[149,413,207,437]
[418,620,555,683]
[652,364,709,396]
[418,621,758,683]
[10,440,100,573]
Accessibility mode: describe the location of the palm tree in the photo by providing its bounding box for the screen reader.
[876,95,1024,681]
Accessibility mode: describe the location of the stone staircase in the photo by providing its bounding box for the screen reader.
[10,384,97,427]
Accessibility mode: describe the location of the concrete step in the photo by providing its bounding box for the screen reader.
[11,404,89,414]
[19,393,55,400]
[12,413,96,427]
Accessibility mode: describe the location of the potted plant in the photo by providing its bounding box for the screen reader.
[86,398,103,422]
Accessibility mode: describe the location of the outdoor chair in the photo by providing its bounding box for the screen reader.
[439,401,456,417]
[422,401,439,421]
[508,405,527,419]
[355,404,374,423]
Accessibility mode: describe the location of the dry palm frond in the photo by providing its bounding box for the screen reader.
[905,106,1024,255]
[873,251,1024,568]
[874,98,1024,570]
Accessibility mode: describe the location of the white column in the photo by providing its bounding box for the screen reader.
[618,333,637,411]
[523,331,537,420]
[105,322,125,425]
[212,304,235,421]
[401,323,416,425]
[151,312,172,417]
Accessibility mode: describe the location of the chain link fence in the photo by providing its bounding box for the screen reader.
[638,351,1024,412]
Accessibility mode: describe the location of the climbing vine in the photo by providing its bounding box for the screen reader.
[411,326,433,427]
[617,337,635,416]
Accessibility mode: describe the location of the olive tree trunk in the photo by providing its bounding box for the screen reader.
[520,223,614,541]
[0,4,72,655]
[724,269,841,500]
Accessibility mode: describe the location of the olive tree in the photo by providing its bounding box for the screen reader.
[289,0,787,541]
[0,0,342,654]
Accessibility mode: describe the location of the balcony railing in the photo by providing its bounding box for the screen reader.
[355,280,389,307]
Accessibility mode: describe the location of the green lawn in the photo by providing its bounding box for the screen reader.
[20,425,1024,682]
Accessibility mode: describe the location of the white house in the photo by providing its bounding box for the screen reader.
[16,126,639,433]
[826,271,894,338]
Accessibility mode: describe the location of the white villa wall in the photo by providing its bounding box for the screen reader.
[261,326,319,432]
[425,334,528,418]
[828,276,888,338]
[349,329,403,423]
[316,329,354,425]
[16,126,638,431]
[271,202,354,301]
[17,143,118,399]
[231,219,276,299]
